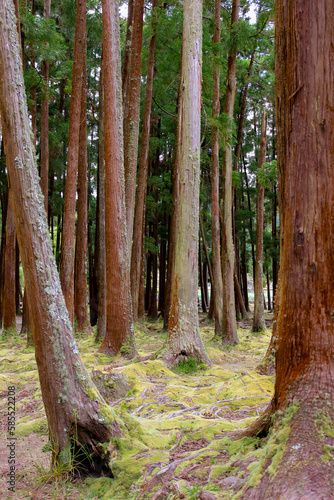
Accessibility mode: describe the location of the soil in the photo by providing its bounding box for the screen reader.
[0,311,274,499]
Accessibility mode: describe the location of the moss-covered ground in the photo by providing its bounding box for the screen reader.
[0,312,275,499]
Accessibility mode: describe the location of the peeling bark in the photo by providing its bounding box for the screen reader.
[60,0,86,324]
[74,56,89,332]
[210,0,224,338]
[165,0,210,366]
[221,0,240,345]
[2,196,16,332]
[241,1,334,496]
[130,0,158,319]
[0,0,116,467]
[99,0,135,357]
[124,0,145,252]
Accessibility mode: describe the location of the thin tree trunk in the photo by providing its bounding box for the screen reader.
[234,273,248,320]
[252,111,267,332]
[243,153,256,282]
[122,0,134,142]
[88,222,98,326]
[2,196,16,332]
[59,0,86,324]
[158,220,166,313]
[266,270,271,311]
[74,56,89,332]
[130,0,158,318]
[95,67,106,342]
[199,242,206,313]
[233,48,256,172]
[124,0,145,252]
[210,0,224,337]
[0,186,7,328]
[40,0,50,214]
[165,0,210,366]
[221,0,240,344]
[99,0,135,357]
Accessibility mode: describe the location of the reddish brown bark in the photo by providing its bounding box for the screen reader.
[252,110,267,332]
[0,187,7,328]
[221,0,240,344]
[130,0,158,320]
[59,0,86,324]
[122,0,134,142]
[74,57,89,332]
[211,0,224,337]
[0,0,115,465]
[2,196,16,332]
[95,68,106,341]
[40,0,51,213]
[124,0,145,251]
[99,0,135,357]
[241,1,334,496]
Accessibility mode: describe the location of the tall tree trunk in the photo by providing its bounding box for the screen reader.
[210,0,224,338]
[221,0,240,344]
[122,0,134,142]
[99,0,135,357]
[130,0,158,319]
[59,0,86,324]
[233,50,255,170]
[252,111,267,332]
[241,1,334,496]
[74,56,89,332]
[0,188,7,328]
[95,67,106,342]
[266,271,271,311]
[165,0,210,366]
[243,154,256,282]
[40,0,50,213]
[2,196,16,332]
[0,0,117,467]
[158,218,166,313]
[88,222,98,326]
[124,0,145,252]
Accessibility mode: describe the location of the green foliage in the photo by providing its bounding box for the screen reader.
[175,357,207,374]
[257,160,278,188]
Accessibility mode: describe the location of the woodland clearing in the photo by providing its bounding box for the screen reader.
[0,312,274,499]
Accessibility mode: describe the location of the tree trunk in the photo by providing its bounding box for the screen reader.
[122,0,134,143]
[252,111,267,332]
[95,67,106,342]
[266,270,271,311]
[234,273,248,320]
[130,0,158,319]
[233,50,255,170]
[158,219,166,313]
[74,56,89,332]
[243,154,256,282]
[99,0,135,357]
[40,0,50,214]
[2,196,16,332]
[0,187,7,328]
[221,0,240,345]
[199,242,207,313]
[88,222,98,327]
[165,0,210,366]
[210,0,224,338]
[241,1,334,496]
[59,0,86,324]
[0,0,117,468]
[124,0,145,252]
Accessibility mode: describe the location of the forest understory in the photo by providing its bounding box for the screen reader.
[0,312,275,500]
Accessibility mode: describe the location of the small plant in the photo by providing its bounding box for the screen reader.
[185,484,202,499]
[175,357,206,374]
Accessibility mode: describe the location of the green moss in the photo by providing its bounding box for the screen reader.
[16,417,48,437]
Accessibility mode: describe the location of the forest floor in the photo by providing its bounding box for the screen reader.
[0,311,274,500]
